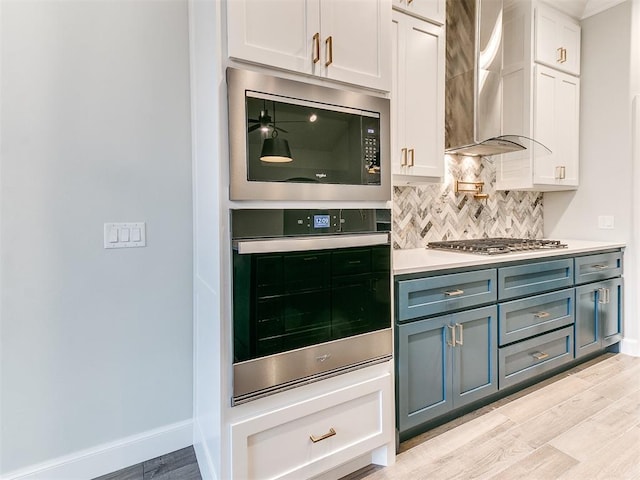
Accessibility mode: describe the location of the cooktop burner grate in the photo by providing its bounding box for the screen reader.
[426,238,568,255]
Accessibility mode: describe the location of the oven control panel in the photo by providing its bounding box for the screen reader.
[232,209,391,238]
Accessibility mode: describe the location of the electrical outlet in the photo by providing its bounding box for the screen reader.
[597,216,614,230]
[505,216,512,228]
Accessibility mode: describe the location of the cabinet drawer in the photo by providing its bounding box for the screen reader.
[231,373,392,480]
[499,326,574,389]
[498,259,573,300]
[574,251,622,285]
[396,269,497,322]
[498,289,574,346]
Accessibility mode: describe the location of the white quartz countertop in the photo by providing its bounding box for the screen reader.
[393,239,626,276]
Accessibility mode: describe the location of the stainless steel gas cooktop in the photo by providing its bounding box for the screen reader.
[426,238,568,255]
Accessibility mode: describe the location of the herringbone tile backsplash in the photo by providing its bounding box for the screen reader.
[392,156,543,249]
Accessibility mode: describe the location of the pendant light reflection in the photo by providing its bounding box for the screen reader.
[260,133,293,163]
[259,101,293,163]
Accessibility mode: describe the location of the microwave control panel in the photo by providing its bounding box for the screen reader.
[362,118,380,172]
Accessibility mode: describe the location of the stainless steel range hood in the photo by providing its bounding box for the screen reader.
[445,0,547,157]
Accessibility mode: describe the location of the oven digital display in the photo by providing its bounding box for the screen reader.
[313,214,330,229]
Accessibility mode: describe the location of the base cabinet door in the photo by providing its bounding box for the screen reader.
[575,278,623,358]
[396,305,497,435]
[396,316,452,433]
[452,306,498,408]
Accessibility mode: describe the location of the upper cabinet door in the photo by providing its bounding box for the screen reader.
[227,0,320,76]
[534,4,581,76]
[402,15,444,178]
[392,0,445,25]
[319,0,391,91]
[533,65,580,187]
[227,0,390,92]
[392,10,444,180]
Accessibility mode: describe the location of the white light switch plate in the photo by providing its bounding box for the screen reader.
[104,222,146,248]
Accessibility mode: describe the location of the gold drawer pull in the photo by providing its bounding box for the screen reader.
[532,351,549,361]
[592,264,609,270]
[534,311,550,319]
[444,289,464,297]
[310,427,336,443]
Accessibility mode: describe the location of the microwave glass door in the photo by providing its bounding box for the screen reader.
[245,92,381,186]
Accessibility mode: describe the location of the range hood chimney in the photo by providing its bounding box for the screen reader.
[445,0,544,156]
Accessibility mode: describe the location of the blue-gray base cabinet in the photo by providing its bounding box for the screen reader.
[498,325,574,389]
[575,277,623,358]
[396,305,497,434]
[395,247,624,440]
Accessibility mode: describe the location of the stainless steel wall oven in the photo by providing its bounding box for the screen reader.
[231,209,392,404]
[227,68,391,201]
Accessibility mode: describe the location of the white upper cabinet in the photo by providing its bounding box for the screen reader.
[227,0,391,92]
[391,10,444,182]
[531,65,580,187]
[392,0,445,25]
[535,3,581,76]
[498,0,581,192]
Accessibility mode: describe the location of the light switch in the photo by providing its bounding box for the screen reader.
[104,222,146,249]
[108,227,119,243]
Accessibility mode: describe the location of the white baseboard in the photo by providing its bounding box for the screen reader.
[620,338,640,357]
[2,420,193,480]
[192,420,217,480]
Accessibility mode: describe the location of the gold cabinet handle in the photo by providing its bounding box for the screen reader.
[312,32,320,64]
[534,311,550,319]
[401,147,408,166]
[447,324,456,347]
[557,47,567,63]
[325,36,333,67]
[561,166,566,179]
[310,427,336,443]
[408,148,415,167]
[532,351,549,361]
[455,323,464,346]
[444,289,464,297]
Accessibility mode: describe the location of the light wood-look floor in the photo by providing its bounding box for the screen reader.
[348,353,640,480]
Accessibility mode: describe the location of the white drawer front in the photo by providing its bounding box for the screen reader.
[231,373,393,480]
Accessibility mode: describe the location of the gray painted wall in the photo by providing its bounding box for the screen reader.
[544,0,638,354]
[0,0,193,473]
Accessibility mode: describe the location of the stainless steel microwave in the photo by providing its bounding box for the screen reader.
[227,68,390,201]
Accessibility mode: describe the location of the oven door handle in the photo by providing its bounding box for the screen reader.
[234,233,390,254]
